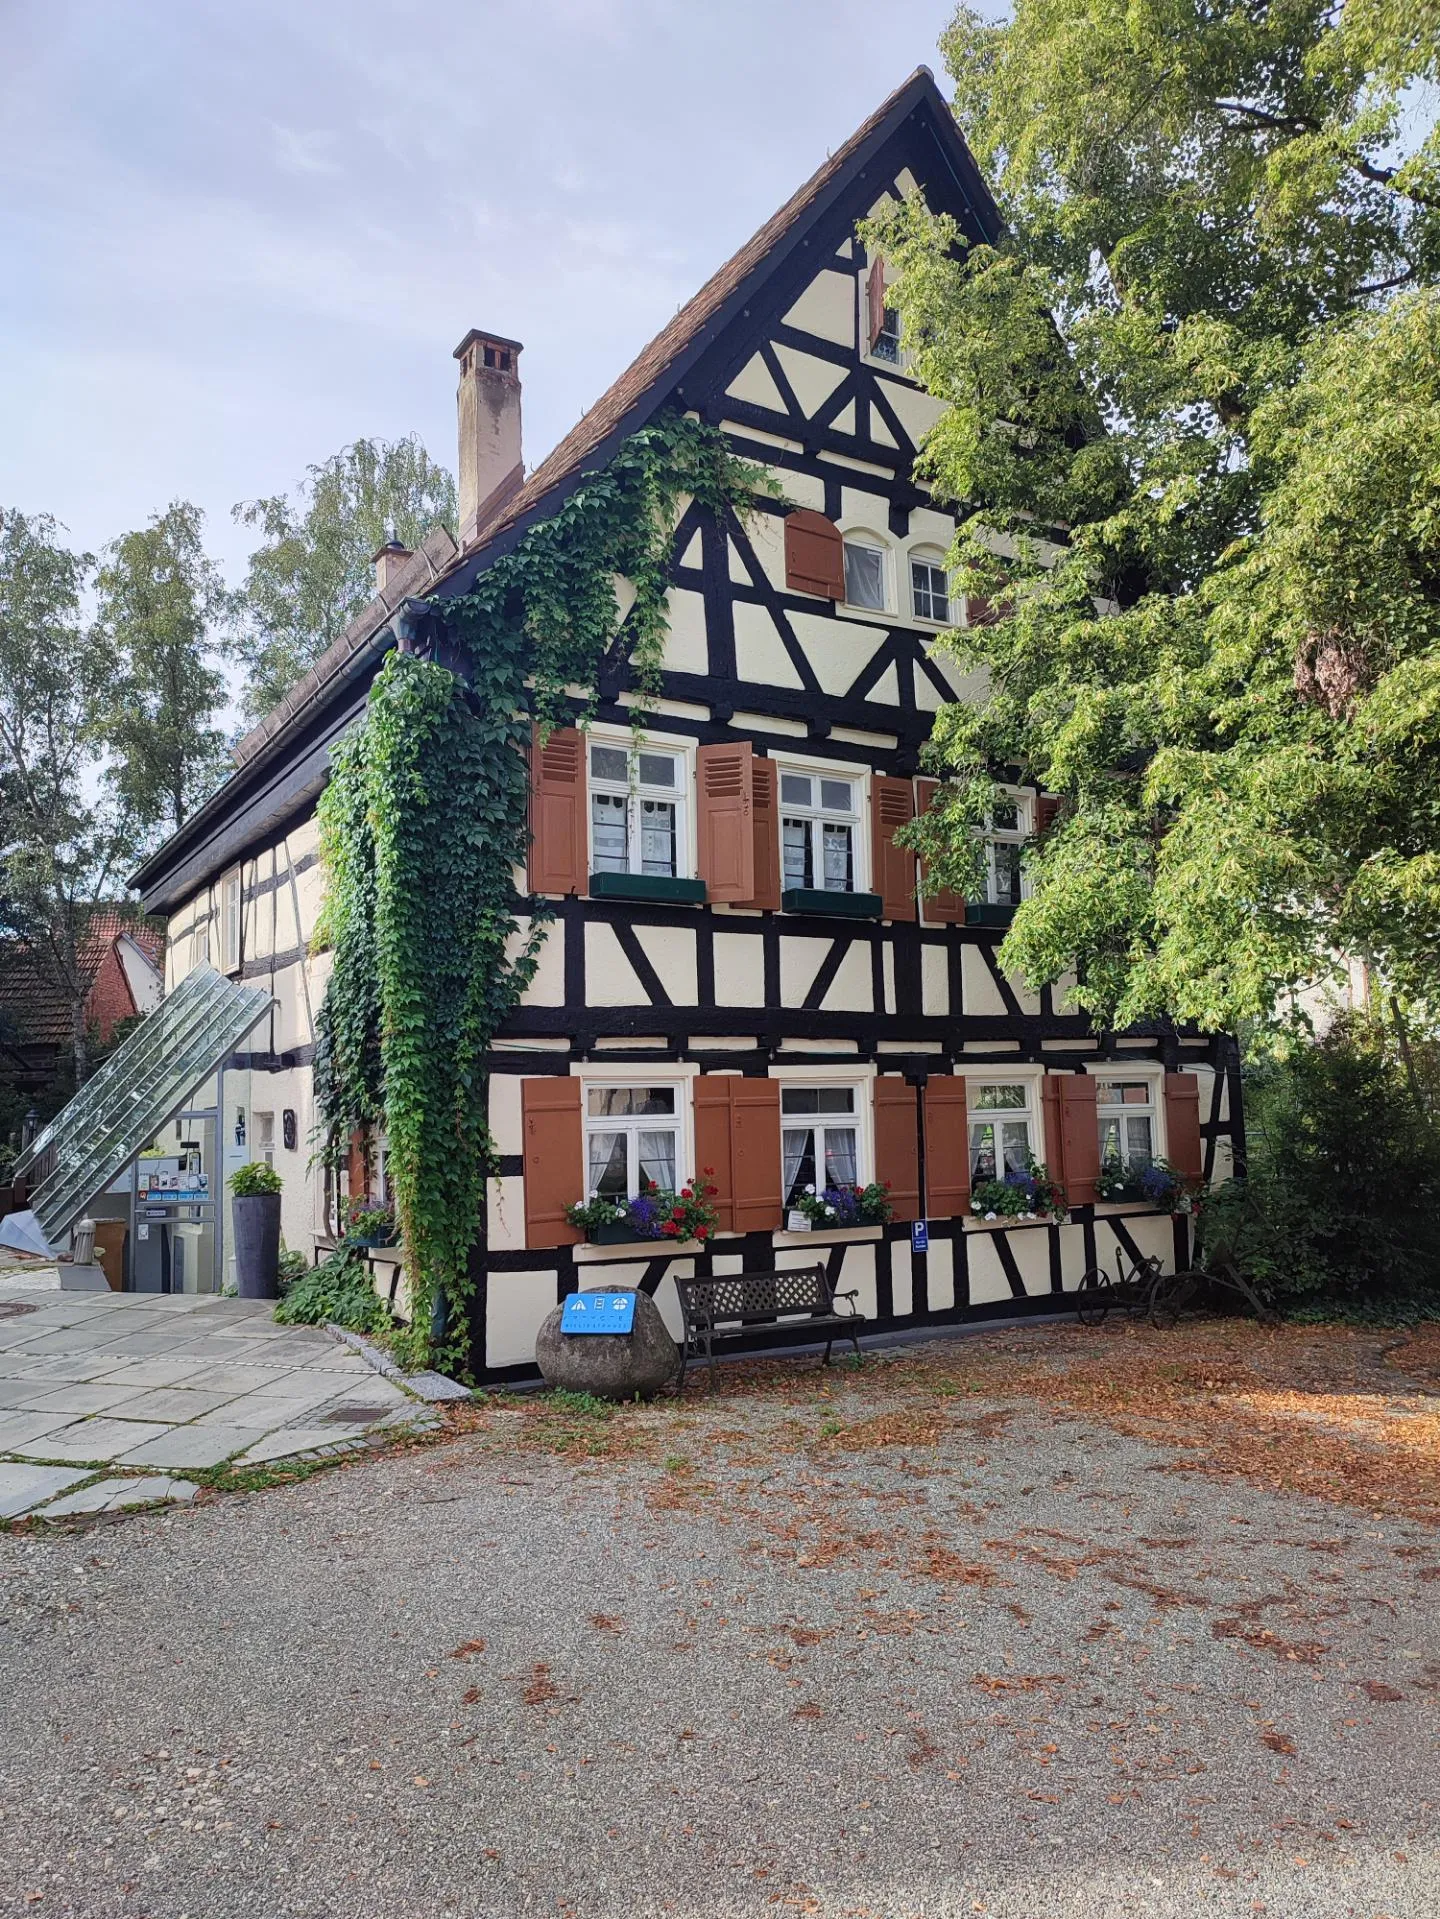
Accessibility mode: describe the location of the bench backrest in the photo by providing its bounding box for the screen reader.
[676,1266,832,1325]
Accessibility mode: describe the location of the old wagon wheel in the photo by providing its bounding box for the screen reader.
[1147,1269,1197,1330]
[1075,1268,1110,1327]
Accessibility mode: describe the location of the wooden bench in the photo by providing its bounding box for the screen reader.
[675,1266,867,1392]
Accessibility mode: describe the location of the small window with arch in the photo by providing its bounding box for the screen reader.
[842,532,887,612]
[909,552,950,624]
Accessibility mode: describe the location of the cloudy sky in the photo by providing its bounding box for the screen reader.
[1,0,961,583]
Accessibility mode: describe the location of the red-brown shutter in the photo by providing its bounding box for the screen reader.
[732,1078,782,1233]
[783,510,845,599]
[1163,1073,1204,1183]
[866,254,887,351]
[871,777,917,922]
[1035,794,1062,836]
[872,1076,919,1222]
[693,1076,737,1233]
[697,741,756,904]
[965,595,1004,627]
[915,778,966,925]
[1042,1074,1100,1207]
[923,1076,970,1219]
[521,1077,583,1248]
[529,725,586,896]
[346,1127,369,1202]
[747,758,781,911]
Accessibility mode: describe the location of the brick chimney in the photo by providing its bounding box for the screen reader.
[454,329,524,547]
[371,538,412,596]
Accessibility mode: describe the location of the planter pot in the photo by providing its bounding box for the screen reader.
[587,1220,658,1245]
[231,1193,282,1300]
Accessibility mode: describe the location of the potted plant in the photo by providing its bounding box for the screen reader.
[565,1175,720,1246]
[229,1160,283,1299]
[971,1161,1067,1222]
[789,1180,894,1230]
[1095,1157,1199,1213]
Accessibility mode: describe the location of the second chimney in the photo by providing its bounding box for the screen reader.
[454,329,524,547]
[372,538,412,596]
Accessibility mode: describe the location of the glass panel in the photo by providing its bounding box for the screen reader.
[823,1126,858,1187]
[780,773,812,807]
[1097,1081,1151,1107]
[821,822,854,891]
[1125,1115,1154,1163]
[590,744,628,783]
[1099,1116,1123,1165]
[636,751,676,789]
[586,1087,677,1117]
[873,310,900,364]
[591,791,628,872]
[972,1084,1028,1111]
[819,778,853,813]
[782,819,811,888]
[993,841,1023,904]
[588,1130,626,1197]
[639,799,676,876]
[637,1129,677,1191]
[1000,1120,1031,1176]
[14,965,272,1249]
[991,799,1019,832]
[783,1127,816,1205]
[912,561,948,621]
[782,1086,856,1115]
[844,542,886,610]
[970,1120,997,1182]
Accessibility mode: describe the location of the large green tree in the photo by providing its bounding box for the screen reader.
[873,0,1440,1035]
[94,499,231,836]
[231,436,456,718]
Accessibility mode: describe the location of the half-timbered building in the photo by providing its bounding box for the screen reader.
[129,68,1242,1377]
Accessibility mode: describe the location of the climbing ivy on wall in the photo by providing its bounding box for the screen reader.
[313,413,770,1370]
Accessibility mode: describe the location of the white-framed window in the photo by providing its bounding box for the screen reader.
[584,1084,683,1200]
[910,552,950,624]
[781,1084,862,1206]
[220,869,241,974]
[588,737,687,879]
[779,765,862,893]
[979,792,1031,907]
[968,1081,1037,1182]
[842,533,887,612]
[1096,1078,1158,1170]
[192,915,211,971]
[253,1111,275,1169]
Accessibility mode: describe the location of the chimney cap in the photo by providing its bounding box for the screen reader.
[370,537,412,563]
[454,327,524,361]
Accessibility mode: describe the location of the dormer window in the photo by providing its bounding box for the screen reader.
[842,535,887,612]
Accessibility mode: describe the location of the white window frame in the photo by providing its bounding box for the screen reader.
[192,913,212,972]
[977,788,1032,908]
[220,869,241,975]
[859,271,909,372]
[776,756,868,895]
[908,549,951,627]
[581,1079,687,1202]
[1094,1070,1164,1171]
[585,729,692,880]
[780,1082,866,1207]
[841,530,889,614]
[966,1075,1042,1185]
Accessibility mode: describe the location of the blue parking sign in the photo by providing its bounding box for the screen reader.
[911,1219,930,1254]
[560,1290,637,1336]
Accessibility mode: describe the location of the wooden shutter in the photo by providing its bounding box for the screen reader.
[871,777,917,922]
[732,1077,782,1232]
[923,1076,970,1218]
[521,1077,582,1248]
[965,594,1005,627]
[747,758,781,911]
[866,254,886,351]
[784,510,844,599]
[346,1127,369,1202]
[873,1077,919,1222]
[1042,1074,1100,1207]
[693,1076,737,1233]
[915,778,966,925]
[529,725,586,896]
[697,741,755,904]
[1035,794,1062,837]
[1163,1073,1204,1182]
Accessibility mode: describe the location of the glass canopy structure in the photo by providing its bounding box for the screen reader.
[13,965,273,1250]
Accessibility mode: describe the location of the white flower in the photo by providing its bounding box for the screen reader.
[985,1210,997,1221]
[805,1184,816,1195]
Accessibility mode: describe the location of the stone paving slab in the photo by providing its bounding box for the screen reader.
[12,1417,174,1464]
[0,1461,88,1517]
[26,1380,150,1417]
[113,1386,240,1422]
[118,1425,260,1469]
[0,1411,78,1450]
[38,1475,199,1517]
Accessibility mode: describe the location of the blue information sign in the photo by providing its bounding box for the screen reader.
[560,1290,637,1336]
[911,1218,930,1254]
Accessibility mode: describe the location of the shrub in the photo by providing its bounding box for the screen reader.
[274,1244,388,1332]
[1198,1020,1440,1310]
[230,1161,282,1197]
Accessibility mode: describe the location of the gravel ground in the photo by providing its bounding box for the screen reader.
[0,1340,1436,1919]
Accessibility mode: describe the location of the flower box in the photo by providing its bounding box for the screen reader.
[589,872,707,905]
[587,1220,646,1245]
[780,888,884,919]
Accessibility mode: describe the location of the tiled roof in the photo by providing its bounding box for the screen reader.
[0,910,164,1047]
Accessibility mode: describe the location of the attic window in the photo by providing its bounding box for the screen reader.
[871,306,901,364]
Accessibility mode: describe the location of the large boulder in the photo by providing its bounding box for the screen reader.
[535,1283,679,1399]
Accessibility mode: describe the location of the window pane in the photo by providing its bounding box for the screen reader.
[783,1127,816,1205]
[821,822,854,891]
[819,778,853,813]
[1099,1116,1123,1165]
[1097,1081,1151,1109]
[590,744,628,784]
[587,1086,676,1117]
[588,1130,626,1197]
[912,560,948,622]
[591,792,628,872]
[639,799,676,876]
[973,1084,1028,1111]
[782,819,811,888]
[843,542,886,610]
[636,752,676,789]
[991,799,1019,832]
[780,773,812,807]
[992,841,1023,905]
[970,1120,997,1181]
[1000,1121,1031,1176]
[782,1086,856,1115]
[823,1126,858,1187]
[873,309,900,363]
[1125,1116,1154,1163]
[637,1129,677,1191]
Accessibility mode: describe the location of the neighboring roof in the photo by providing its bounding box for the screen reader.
[0,910,165,1048]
